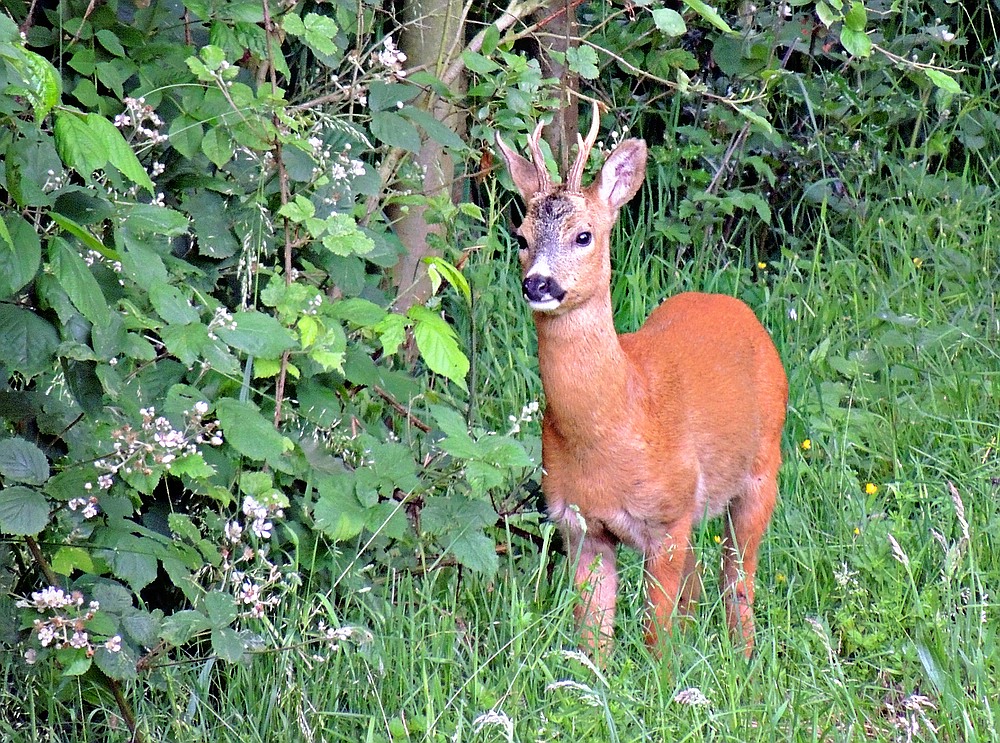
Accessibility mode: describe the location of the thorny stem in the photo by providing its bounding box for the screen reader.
[25,536,59,587]
[109,678,143,743]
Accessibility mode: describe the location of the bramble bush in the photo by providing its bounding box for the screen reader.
[0,0,992,734]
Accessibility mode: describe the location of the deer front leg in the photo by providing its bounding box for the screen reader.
[571,533,618,658]
[721,475,778,657]
[644,519,694,650]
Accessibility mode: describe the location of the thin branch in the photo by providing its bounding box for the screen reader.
[373,385,432,433]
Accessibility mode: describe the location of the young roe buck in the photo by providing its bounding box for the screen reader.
[495,110,788,658]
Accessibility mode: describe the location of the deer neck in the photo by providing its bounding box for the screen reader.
[534,295,638,443]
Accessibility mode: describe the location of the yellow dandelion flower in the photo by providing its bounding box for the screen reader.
[800,438,812,451]
[775,573,786,584]
[853,527,861,537]
[912,257,923,268]
[713,535,722,544]
[757,261,767,270]
[865,482,878,495]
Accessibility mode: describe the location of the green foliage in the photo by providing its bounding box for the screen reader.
[0,0,535,730]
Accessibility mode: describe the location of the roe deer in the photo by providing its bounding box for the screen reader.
[495,110,787,658]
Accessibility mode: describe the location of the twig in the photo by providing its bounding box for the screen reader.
[373,385,431,432]
[25,536,59,587]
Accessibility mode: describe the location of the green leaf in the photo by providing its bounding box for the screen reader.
[421,494,495,535]
[461,50,499,74]
[400,107,465,149]
[5,47,62,121]
[683,0,734,35]
[54,110,108,178]
[839,27,871,58]
[313,473,366,541]
[201,127,234,169]
[149,283,200,325]
[566,46,600,80]
[215,310,297,357]
[0,215,41,299]
[211,626,245,662]
[122,203,190,235]
[735,105,774,135]
[408,306,469,390]
[321,213,375,257]
[95,643,138,680]
[844,1,866,32]
[925,69,962,95]
[0,304,59,378]
[216,398,293,468]
[0,485,50,535]
[105,535,159,592]
[0,438,49,485]
[447,529,499,575]
[204,590,238,627]
[86,113,155,194]
[816,2,837,28]
[302,12,340,56]
[374,313,408,356]
[652,8,687,36]
[423,256,471,305]
[49,236,111,326]
[160,609,212,646]
[168,115,203,158]
[370,111,421,152]
[52,546,95,575]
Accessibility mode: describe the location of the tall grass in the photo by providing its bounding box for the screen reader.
[5,125,1000,743]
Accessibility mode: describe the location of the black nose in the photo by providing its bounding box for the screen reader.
[522,274,566,304]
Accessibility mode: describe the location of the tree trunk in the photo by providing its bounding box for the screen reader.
[389,0,467,312]
[537,0,579,171]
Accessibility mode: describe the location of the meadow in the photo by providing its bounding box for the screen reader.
[9,157,997,743]
[2,2,998,741]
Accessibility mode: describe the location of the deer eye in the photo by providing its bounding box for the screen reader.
[575,231,592,247]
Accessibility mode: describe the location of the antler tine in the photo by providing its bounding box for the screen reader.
[525,121,550,191]
[566,101,601,192]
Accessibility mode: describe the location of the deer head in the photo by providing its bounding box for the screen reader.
[495,107,647,314]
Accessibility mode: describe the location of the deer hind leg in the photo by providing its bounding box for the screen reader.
[571,533,619,658]
[721,473,778,657]
[644,518,694,650]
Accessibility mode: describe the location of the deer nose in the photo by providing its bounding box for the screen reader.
[522,274,566,305]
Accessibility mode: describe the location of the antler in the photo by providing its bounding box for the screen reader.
[524,120,550,191]
[565,101,601,193]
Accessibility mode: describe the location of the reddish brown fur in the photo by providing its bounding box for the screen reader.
[496,115,788,658]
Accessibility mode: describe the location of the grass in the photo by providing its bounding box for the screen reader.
[5,155,1000,743]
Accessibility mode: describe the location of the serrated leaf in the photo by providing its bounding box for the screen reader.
[0,437,49,485]
[400,107,466,149]
[95,643,138,680]
[52,546,95,575]
[374,313,408,356]
[54,110,108,178]
[653,8,687,36]
[313,473,365,541]
[160,609,212,646]
[370,110,421,152]
[461,50,499,74]
[201,127,234,168]
[215,398,293,467]
[566,45,600,80]
[49,236,110,326]
[149,283,200,326]
[925,68,962,95]
[0,304,59,378]
[86,113,155,194]
[446,529,498,575]
[211,626,245,662]
[215,310,296,357]
[0,485,50,534]
[7,48,62,121]
[0,215,41,299]
[303,12,340,56]
[844,1,866,32]
[105,535,159,592]
[683,0,734,35]
[423,256,471,305]
[321,213,374,257]
[204,590,238,627]
[839,27,871,58]
[408,306,469,389]
[60,648,93,676]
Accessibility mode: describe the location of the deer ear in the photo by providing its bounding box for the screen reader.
[496,132,544,203]
[593,139,647,210]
